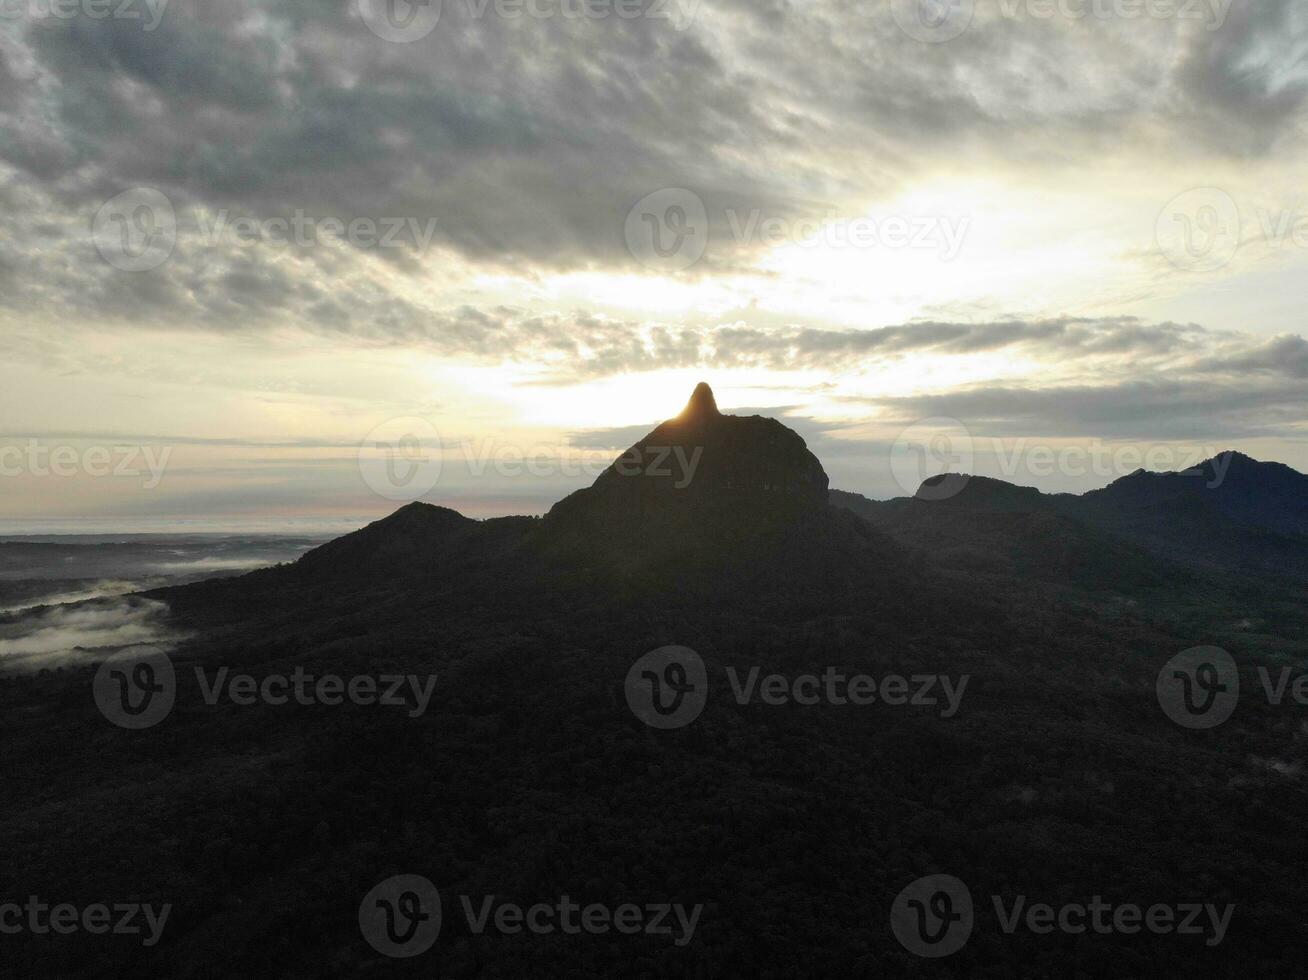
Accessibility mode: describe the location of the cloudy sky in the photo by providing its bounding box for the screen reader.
[1,0,1305,529]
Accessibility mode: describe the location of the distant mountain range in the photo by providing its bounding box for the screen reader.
[832,450,1308,581]
[235,384,1308,600]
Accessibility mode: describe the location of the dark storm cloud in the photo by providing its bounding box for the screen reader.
[5,0,795,272]
[764,318,1308,440]
[0,0,1305,300]
[1170,0,1308,155]
[864,378,1308,440]
[572,372,1307,448]
[700,316,1218,371]
[1193,333,1308,378]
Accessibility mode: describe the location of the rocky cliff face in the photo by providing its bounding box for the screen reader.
[546,383,830,539]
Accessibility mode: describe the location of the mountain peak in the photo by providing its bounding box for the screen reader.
[680,382,720,422]
[545,385,830,543]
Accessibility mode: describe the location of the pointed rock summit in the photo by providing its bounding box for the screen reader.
[681,381,720,421]
[546,382,830,542]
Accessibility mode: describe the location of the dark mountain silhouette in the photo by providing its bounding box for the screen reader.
[537,382,898,593]
[202,384,906,605]
[830,484,1179,592]
[296,501,477,575]
[1082,451,1308,537]
[832,452,1308,581]
[1070,454,1308,575]
[547,381,828,532]
[292,502,536,584]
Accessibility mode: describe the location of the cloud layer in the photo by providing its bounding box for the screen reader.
[2,0,1307,323]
